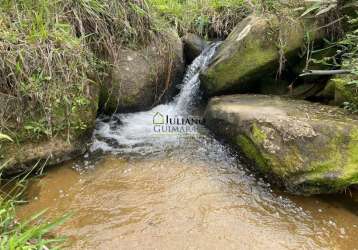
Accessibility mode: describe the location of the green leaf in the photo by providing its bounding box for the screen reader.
[300,3,321,17]
[315,4,336,16]
[0,133,13,142]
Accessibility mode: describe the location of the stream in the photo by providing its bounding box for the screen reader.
[18,43,358,249]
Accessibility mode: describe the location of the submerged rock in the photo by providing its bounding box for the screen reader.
[200,14,318,96]
[100,31,184,114]
[182,33,209,64]
[204,94,358,195]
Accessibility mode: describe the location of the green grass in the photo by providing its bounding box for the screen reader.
[149,0,307,38]
[0,183,68,250]
[0,134,66,249]
[149,0,253,38]
[0,195,67,250]
[0,0,97,142]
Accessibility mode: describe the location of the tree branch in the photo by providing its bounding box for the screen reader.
[299,69,352,77]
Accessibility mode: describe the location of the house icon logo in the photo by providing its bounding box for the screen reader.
[153,112,165,125]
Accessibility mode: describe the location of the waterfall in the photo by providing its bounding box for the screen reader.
[173,42,221,112]
[91,42,221,155]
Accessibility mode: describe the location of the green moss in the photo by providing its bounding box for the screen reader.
[334,77,358,106]
[203,37,278,94]
[251,123,267,144]
[282,146,303,174]
[321,79,336,98]
[344,129,358,183]
[235,134,269,171]
[235,133,296,184]
[239,123,358,192]
[300,128,358,189]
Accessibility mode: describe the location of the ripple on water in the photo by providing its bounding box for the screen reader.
[17,134,358,249]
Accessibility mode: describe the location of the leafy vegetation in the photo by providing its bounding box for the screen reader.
[0,192,67,250]
[65,0,160,54]
[0,0,97,142]
[340,9,358,86]
[0,134,65,249]
[149,0,312,39]
[301,1,358,111]
[304,1,358,71]
[150,0,253,38]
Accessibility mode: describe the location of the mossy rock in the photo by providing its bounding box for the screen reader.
[199,14,318,96]
[332,77,358,107]
[317,80,336,102]
[323,59,358,107]
[100,31,184,114]
[204,94,358,195]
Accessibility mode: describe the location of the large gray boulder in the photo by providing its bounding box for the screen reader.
[200,14,318,96]
[100,32,184,113]
[204,94,358,195]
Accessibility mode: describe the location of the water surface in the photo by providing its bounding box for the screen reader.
[18,142,358,249]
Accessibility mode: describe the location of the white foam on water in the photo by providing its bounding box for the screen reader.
[91,42,221,155]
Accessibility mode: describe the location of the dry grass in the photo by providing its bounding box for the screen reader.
[64,0,159,59]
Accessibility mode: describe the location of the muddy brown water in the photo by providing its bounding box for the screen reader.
[17,141,358,250]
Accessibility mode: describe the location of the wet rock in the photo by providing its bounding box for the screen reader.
[200,14,320,96]
[100,31,184,114]
[2,137,90,175]
[182,33,209,64]
[204,94,358,195]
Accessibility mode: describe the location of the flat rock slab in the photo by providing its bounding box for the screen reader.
[204,94,358,195]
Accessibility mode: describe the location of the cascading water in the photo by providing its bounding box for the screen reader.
[91,42,221,154]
